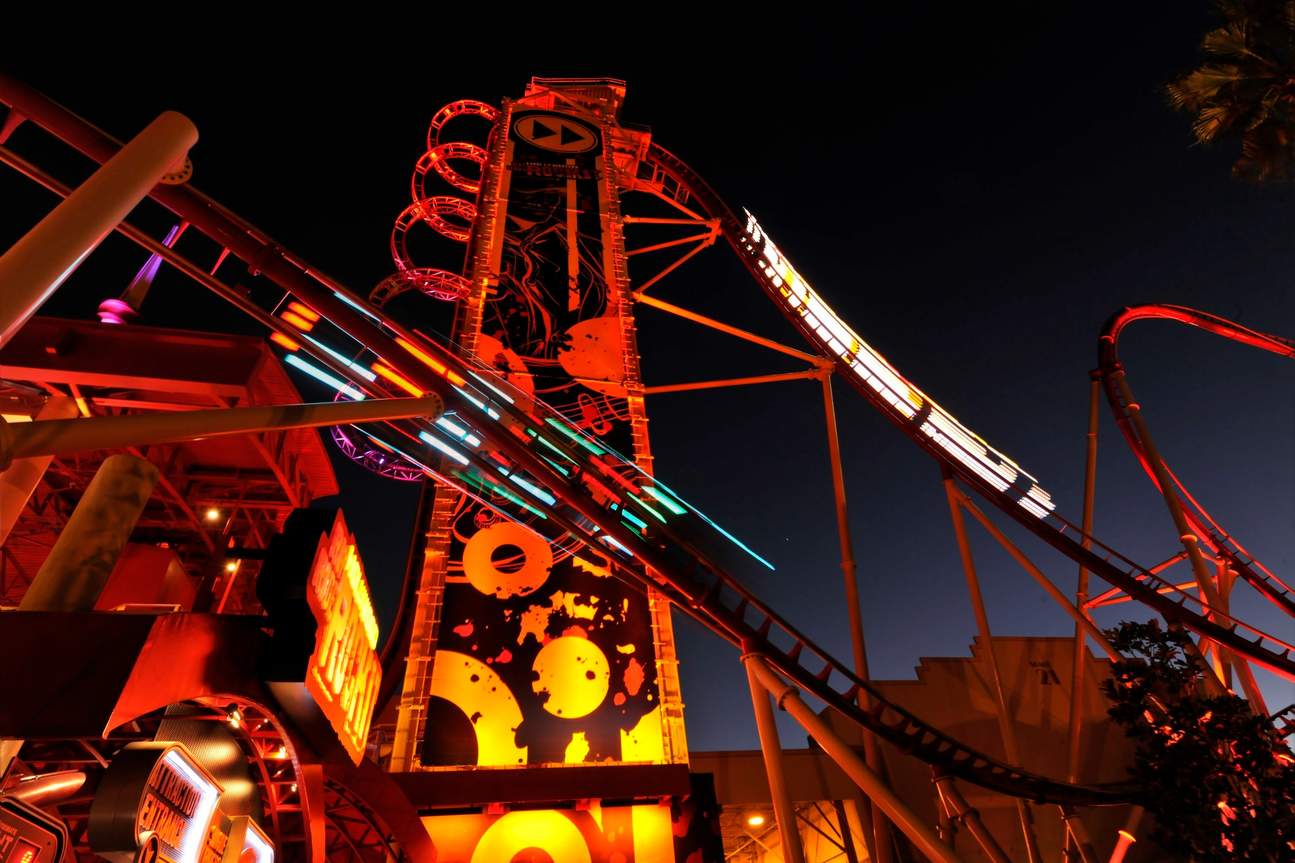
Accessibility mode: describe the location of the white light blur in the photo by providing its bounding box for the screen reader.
[742,210,1055,518]
[160,750,221,863]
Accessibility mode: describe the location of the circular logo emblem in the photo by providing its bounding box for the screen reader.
[135,832,161,863]
[513,114,597,154]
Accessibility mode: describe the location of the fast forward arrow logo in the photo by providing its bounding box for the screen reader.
[515,114,598,154]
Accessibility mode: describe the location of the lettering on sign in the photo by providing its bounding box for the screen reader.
[305,513,382,764]
[0,796,70,863]
[89,743,221,863]
[10,839,40,863]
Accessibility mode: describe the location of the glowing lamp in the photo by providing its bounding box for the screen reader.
[204,508,222,523]
[746,813,765,828]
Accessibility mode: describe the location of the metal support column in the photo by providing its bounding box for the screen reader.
[1107,806,1144,863]
[17,453,159,611]
[743,648,806,863]
[0,396,77,546]
[932,771,1012,863]
[0,395,443,466]
[0,110,196,347]
[1067,374,1102,782]
[1111,376,1230,633]
[746,655,963,863]
[820,373,894,863]
[941,469,1042,863]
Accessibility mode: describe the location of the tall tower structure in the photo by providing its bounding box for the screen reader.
[387,78,693,857]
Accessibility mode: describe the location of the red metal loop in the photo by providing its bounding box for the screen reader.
[329,422,425,482]
[411,142,486,199]
[426,99,499,151]
[391,199,476,252]
[372,268,471,305]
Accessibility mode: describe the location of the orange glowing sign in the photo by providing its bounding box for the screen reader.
[305,512,382,764]
[8,840,39,863]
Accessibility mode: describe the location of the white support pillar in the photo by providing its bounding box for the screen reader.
[0,111,197,347]
[0,396,77,547]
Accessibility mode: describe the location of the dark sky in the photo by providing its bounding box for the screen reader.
[5,6,1294,750]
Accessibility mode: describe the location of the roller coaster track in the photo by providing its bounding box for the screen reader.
[4,76,1291,808]
[1098,305,1295,619]
[639,144,1295,684]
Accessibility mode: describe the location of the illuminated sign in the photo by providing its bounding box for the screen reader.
[304,511,382,764]
[199,814,230,863]
[223,817,272,863]
[89,743,221,863]
[0,797,69,863]
[739,211,1057,520]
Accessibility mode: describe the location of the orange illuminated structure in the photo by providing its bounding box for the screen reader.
[3,68,1292,862]
[0,317,341,611]
[304,513,382,765]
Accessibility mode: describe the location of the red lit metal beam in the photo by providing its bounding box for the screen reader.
[644,369,822,395]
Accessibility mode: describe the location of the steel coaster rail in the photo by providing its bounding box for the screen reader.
[0,80,1142,805]
[640,142,1295,682]
[1099,304,1295,618]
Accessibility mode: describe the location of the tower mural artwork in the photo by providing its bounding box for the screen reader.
[387,79,702,861]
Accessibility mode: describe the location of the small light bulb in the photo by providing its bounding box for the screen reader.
[746,814,765,828]
[205,508,221,523]
[225,561,238,573]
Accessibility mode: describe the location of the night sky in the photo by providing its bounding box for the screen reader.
[5,7,1294,751]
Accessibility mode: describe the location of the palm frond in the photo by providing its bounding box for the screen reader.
[1169,0,1295,180]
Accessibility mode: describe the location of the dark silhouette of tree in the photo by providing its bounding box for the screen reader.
[1169,0,1295,181]
[1102,621,1295,861]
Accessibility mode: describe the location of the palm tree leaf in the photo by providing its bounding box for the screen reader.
[1170,0,1295,180]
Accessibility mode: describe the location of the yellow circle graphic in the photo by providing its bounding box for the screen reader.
[470,811,590,863]
[429,651,527,766]
[531,636,610,718]
[463,521,553,599]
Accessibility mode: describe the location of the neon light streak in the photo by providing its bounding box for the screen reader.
[468,370,516,403]
[396,337,467,386]
[372,362,425,396]
[505,472,558,506]
[453,386,502,420]
[620,508,649,531]
[539,455,571,476]
[643,485,687,516]
[333,290,382,320]
[303,334,377,381]
[361,432,395,453]
[270,332,300,351]
[600,534,634,556]
[466,473,549,520]
[536,433,579,464]
[281,310,316,331]
[436,416,482,447]
[356,428,546,526]
[692,506,776,571]
[627,493,668,523]
[288,301,320,322]
[419,431,469,465]
[284,354,366,400]
[544,417,606,455]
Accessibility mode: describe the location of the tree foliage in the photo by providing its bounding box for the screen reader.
[1169,0,1295,181]
[1102,621,1295,861]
